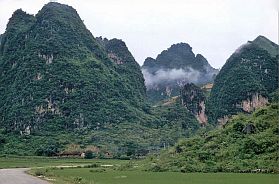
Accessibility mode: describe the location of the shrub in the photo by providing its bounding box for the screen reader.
[84,150,93,159]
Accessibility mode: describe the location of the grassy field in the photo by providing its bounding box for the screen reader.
[0,155,130,169]
[33,168,279,184]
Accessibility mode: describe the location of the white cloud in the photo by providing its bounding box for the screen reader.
[142,68,201,89]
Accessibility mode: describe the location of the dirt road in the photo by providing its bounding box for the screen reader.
[0,168,49,184]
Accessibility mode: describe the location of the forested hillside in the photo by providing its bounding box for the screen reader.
[148,102,279,173]
[206,36,278,124]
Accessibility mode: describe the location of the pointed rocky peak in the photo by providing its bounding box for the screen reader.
[195,54,209,65]
[144,57,156,63]
[156,43,195,68]
[25,2,106,60]
[36,2,82,26]
[252,35,278,57]
[253,35,276,45]
[104,38,129,55]
[167,43,193,53]
[142,42,216,72]
[0,9,35,55]
[39,2,78,16]
[6,9,35,31]
[142,57,156,68]
[96,37,138,65]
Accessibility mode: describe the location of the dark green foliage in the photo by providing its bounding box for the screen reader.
[84,150,93,159]
[96,37,146,106]
[270,89,279,103]
[148,104,279,173]
[232,122,245,133]
[253,35,279,57]
[206,39,278,124]
[36,144,60,156]
[142,43,212,72]
[0,2,146,132]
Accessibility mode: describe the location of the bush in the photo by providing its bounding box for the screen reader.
[84,163,99,168]
[35,144,60,156]
[0,135,6,144]
[89,168,106,173]
[34,169,46,176]
[232,122,245,133]
[84,150,93,159]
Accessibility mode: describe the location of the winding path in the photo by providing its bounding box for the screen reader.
[0,168,49,184]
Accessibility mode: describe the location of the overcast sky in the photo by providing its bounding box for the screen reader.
[0,0,278,68]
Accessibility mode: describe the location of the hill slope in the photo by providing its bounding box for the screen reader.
[206,36,278,124]
[148,103,279,173]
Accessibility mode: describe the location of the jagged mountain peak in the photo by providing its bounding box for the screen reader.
[36,2,80,23]
[5,9,34,30]
[167,42,193,52]
[252,35,278,57]
[142,42,218,103]
[41,2,77,13]
[253,35,275,44]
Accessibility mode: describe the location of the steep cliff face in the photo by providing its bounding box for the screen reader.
[142,43,218,103]
[180,83,207,125]
[206,36,278,124]
[240,93,268,113]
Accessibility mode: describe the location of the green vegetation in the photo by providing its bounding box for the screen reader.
[0,3,278,182]
[0,2,200,157]
[253,35,279,57]
[0,2,146,133]
[1,156,277,184]
[0,101,199,157]
[148,104,279,173]
[206,38,278,124]
[0,155,130,169]
[31,167,278,184]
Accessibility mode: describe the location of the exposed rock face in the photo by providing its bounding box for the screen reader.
[107,53,123,65]
[241,93,268,112]
[181,83,207,125]
[196,101,207,124]
[38,53,54,64]
[217,116,229,126]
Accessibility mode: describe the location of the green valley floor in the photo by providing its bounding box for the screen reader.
[41,168,278,184]
[0,156,277,184]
